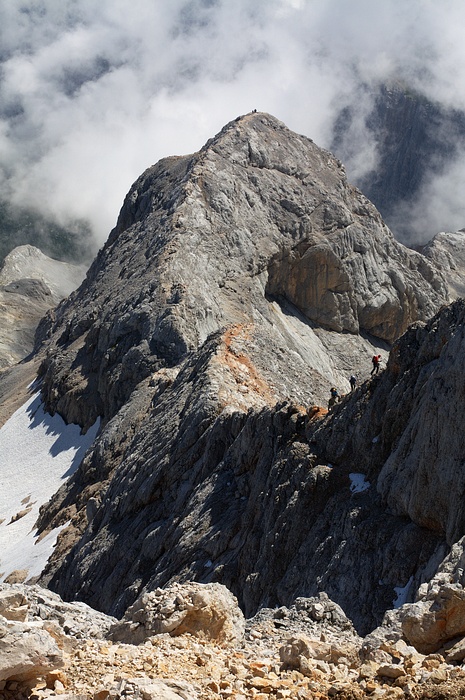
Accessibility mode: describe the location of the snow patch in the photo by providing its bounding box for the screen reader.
[393,576,414,608]
[0,392,99,582]
[349,473,370,493]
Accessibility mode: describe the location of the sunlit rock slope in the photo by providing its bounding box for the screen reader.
[1,112,454,634]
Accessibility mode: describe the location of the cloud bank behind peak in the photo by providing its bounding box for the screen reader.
[1,0,465,251]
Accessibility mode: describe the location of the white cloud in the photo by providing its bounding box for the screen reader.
[1,0,465,249]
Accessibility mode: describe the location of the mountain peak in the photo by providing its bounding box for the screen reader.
[0,114,451,634]
[32,113,447,431]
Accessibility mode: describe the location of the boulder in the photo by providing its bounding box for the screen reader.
[400,585,465,654]
[109,582,245,645]
[0,588,28,622]
[443,636,465,662]
[0,617,63,682]
[103,678,197,700]
[279,633,359,675]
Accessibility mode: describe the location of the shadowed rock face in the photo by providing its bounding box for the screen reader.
[332,82,465,244]
[24,112,455,634]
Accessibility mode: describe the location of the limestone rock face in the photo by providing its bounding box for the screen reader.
[423,229,465,299]
[35,112,446,430]
[0,113,455,637]
[0,245,87,367]
[374,303,465,543]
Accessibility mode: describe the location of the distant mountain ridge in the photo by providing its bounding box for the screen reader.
[0,200,93,264]
[332,82,465,242]
[0,244,86,368]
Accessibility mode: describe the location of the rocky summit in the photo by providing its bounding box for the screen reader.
[0,112,465,699]
[34,112,446,429]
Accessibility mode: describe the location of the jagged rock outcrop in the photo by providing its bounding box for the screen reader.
[0,245,87,368]
[17,112,454,633]
[318,299,465,545]
[0,584,116,642]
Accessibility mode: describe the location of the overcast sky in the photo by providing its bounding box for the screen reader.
[1,0,465,250]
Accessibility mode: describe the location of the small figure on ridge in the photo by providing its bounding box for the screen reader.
[371,354,382,376]
[328,387,341,409]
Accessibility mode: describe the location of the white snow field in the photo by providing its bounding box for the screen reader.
[0,391,99,582]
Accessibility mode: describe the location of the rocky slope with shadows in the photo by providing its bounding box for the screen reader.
[1,111,465,698]
[19,111,451,626]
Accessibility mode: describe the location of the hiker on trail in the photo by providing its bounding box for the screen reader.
[349,374,357,391]
[371,354,382,375]
[328,387,341,409]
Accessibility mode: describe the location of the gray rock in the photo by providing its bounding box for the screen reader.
[399,585,465,654]
[34,112,445,430]
[0,244,87,300]
[0,584,116,641]
[105,678,198,700]
[376,663,405,679]
[422,230,465,299]
[279,632,359,674]
[0,113,458,636]
[0,616,63,682]
[0,589,28,621]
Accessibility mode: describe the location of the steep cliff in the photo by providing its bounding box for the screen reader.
[13,112,454,635]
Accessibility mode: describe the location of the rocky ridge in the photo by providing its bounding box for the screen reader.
[0,112,464,698]
[34,112,446,430]
[12,113,455,633]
